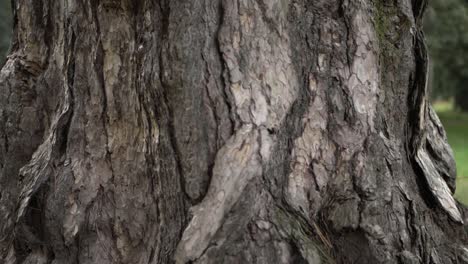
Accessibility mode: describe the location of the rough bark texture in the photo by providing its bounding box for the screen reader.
[0,0,467,263]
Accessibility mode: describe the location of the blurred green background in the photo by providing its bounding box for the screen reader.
[0,1,467,202]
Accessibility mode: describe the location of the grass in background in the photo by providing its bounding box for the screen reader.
[433,100,468,204]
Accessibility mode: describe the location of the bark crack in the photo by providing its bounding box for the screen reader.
[215,0,237,131]
[156,1,194,207]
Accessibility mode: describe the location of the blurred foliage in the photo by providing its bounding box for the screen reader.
[0,0,12,65]
[424,0,468,111]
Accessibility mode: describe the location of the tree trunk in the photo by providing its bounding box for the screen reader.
[0,0,467,263]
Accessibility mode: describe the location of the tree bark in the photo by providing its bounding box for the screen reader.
[0,0,467,263]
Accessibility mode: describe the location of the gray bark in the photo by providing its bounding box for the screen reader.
[0,0,467,263]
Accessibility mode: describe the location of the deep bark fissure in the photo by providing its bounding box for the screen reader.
[216,0,241,131]
[157,1,194,207]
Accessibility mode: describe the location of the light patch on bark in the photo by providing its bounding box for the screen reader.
[426,106,457,192]
[219,0,298,129]
[285,76,333,215]
[175,125,261,263]
[349,9,379,131]
[101,19,130,123]
[416,148,462,223]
